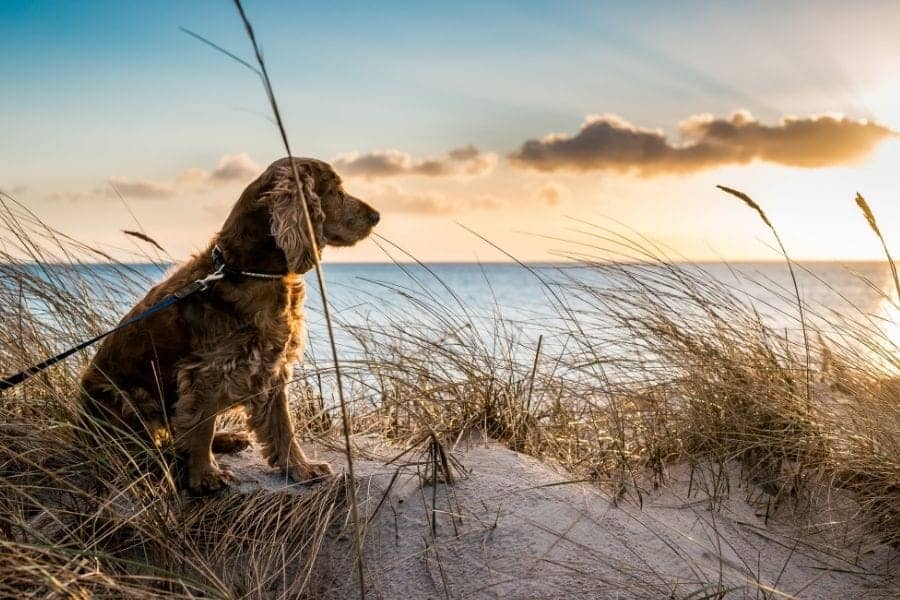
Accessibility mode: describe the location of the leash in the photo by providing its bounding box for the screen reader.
[0,264,226,392]
[0,245,291,392]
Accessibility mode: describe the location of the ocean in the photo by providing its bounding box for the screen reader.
[7,261,898,374]
[302,261,898,368]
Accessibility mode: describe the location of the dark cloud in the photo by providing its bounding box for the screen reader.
[334,146,497,179]
[334,151,410,178]
[447,145,480,161]
[509,111,896,175]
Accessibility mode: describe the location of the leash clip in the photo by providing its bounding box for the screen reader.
[196,268,225,291]
[174,268,225,299]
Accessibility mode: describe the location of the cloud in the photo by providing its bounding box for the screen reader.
[177,153,261,188]
[45,190,88,202]
[175,168,210,186]
[334,145,497,179]
[508,111,896,175]
[109,153,262,199]
[470,194,504,211]
[368,184,453,214]
[209,153,260,182]
[447,146,480,161]
[107,177,174,199]
[536,182,570,206]
[391,191,454,214]
[0,184,28,196]
[366,184,504,215]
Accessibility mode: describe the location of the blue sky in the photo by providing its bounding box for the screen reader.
[2,1,899,261]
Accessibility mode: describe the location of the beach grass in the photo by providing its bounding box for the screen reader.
[0,187,897,597]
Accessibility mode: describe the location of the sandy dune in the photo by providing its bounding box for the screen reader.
[220,435,897,599]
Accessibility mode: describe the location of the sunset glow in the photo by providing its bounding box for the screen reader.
[2,1,898,263]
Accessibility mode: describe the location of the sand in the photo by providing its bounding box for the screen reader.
[219,434,897,599]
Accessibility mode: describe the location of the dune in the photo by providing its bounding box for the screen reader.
[219,435,896,599]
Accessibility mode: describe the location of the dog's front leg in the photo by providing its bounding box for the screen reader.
[173,364,234,494]
[248,369,333,482]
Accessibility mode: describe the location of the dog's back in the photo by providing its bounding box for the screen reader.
[79,256,209,439]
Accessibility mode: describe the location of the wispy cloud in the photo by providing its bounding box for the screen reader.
[366,184,453,214]
[366,184,504,215]
[536,181,570,206]
[334,145,497,179]
[108,153,261,199]
[108,177,174,199]
[209,153,261,182]
[0,184,29,196]
[176,153,260,187]
[509,111,896,175]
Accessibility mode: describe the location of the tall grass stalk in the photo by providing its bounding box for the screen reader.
[855,192,899,302]
[717,185,812,405]
[229,1,366,596]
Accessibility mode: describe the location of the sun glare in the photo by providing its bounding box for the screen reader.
[873,291,900,374]
[864,80,900,130]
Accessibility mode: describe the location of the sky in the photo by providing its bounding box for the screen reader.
[2,0,899,263]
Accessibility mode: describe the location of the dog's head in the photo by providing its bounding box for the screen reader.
[222,157,379,273]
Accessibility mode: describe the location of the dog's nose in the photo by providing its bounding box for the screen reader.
[368,210,380,225]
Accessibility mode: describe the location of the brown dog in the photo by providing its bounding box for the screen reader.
[80,157,379,494]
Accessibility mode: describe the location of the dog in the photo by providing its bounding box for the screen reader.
[80,157,379,494]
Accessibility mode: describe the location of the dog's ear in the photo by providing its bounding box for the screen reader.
[264,166,325,272]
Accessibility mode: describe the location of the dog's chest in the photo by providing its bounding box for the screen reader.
[255,279,305,361]
[198,280,306,398]
[284,280,306,355]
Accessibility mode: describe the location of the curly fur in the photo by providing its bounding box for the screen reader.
[80,157,379,494]
[266,169,324,272]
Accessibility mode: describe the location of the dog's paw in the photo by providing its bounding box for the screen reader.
[288,460,334,483]
[212,431,252,454]
[187,465,234,495]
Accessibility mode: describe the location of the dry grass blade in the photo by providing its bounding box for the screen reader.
[716,185,812,405]
[717,185,773,229]
[122,229,166,253]
[178,26,262,76]
[855,192,899,301]
[229,1,367,596]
